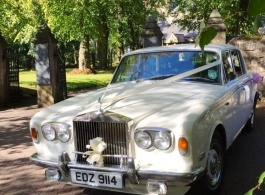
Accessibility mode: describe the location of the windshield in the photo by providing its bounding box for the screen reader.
[111,51,221,84]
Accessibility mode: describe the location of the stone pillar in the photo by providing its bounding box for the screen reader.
[140,15,163,48]
[33,24,60,108]
[0,33,8,108]
[207,9,227,44]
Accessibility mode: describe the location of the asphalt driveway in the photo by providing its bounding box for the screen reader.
[1,96,265,195]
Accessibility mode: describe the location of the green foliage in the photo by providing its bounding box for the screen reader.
[39,0,167,68]
[174,0,264,52]
[244,188,255,195]
[258,172,265,185]
[173,0,254,36]
[247,0,265,35]
[195,22,217,51]
[116,0,166,50]
[240,33,262,40]
[40,0,97,42]
[0,0,44,44]
[247,0,265,16]
[253,15,263,32]
[0,0,168,70]
[244,171,265,195]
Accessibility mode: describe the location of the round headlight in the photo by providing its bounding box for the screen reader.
[135,131,152,149]
[58,124,71,142]
[154,132,171,150]
[42,124,56,141]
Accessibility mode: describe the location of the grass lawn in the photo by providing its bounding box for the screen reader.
[19,69,114,98]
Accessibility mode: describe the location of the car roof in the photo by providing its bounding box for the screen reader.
[123,43,238,57]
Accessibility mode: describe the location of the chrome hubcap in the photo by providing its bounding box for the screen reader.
[207,143,222,187]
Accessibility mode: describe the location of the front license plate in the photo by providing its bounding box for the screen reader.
[70,169,123,189]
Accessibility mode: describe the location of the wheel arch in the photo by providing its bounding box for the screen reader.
[214,124,227,150]
[255,91,260,105]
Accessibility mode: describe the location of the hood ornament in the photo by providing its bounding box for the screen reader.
[96,97,103,114]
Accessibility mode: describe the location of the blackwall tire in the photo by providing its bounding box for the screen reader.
[245,93,259,132]
[187,132,224,195]
[245,104,256,131]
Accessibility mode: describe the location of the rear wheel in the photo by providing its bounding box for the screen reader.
[245,98,257,131]
[188,132,224,195]
[245,107,255,131]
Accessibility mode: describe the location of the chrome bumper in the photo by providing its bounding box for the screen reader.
[30,152,204,186]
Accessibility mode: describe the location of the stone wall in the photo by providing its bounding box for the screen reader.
[228,37,265,96]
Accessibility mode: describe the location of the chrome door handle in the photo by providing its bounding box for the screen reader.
[239,84,246,90]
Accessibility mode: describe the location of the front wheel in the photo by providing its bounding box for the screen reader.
[188,132,224,195]
[205,132,224,193]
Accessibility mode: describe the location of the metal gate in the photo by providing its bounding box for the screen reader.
[6,48,20,104]
[56,48,67,101]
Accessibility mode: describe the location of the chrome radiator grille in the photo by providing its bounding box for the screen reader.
[73,121,128,165]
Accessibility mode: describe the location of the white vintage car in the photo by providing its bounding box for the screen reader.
[30,44,260,195]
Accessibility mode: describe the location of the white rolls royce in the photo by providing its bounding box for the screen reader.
[30,44,261,195]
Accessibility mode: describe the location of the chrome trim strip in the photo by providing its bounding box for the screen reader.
[135,127,171,132]
[137,167,204,184]
[73,151,128,167]
[30,153,59,169]
[74,112,133,123]
[68,162,129,173]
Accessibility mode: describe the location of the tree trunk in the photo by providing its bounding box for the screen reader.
[97,15,109,69]
[96,41,101,68]
[78,35,91,70]
[97,41,108,69]
[118,42,125,61]
[73,45,78,67]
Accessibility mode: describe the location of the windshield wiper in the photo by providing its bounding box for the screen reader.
[184,77,215,83]
[148,74,177,80]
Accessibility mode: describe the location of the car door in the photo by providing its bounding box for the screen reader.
[230,49,253,123]
[221,51,245,144]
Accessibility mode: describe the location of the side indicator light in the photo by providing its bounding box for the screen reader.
[178,137,188,156]
[30,128,39,143]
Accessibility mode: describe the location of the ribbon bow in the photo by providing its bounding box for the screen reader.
[252,72,263,84]
[82,137,107,165]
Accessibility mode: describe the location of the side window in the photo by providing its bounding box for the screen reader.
[222,51,236,83]
[231,50,244,76]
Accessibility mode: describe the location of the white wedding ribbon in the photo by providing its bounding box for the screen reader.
[83,137,107,165]
[100,60,221,104]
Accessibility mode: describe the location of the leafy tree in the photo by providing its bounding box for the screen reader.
[0,0,44,43]
[247,0,265,32]
[0,0,44,69]
[40,0,167,70]
[173,0,254,36]
[172,0,265,52]
[40,0,94,71]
